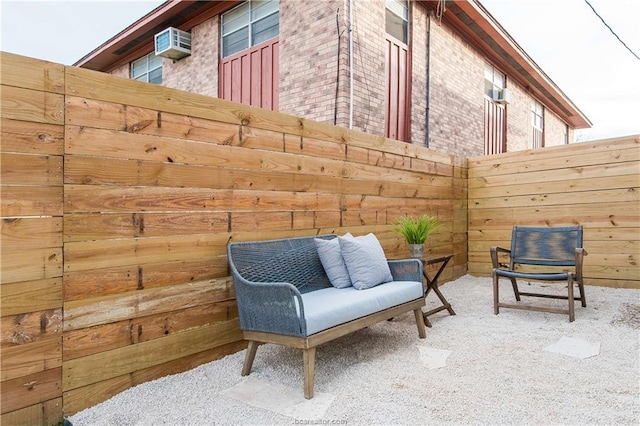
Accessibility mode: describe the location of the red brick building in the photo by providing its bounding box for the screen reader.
[77,0,591,157]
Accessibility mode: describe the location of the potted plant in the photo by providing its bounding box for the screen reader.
[393,214,440,258]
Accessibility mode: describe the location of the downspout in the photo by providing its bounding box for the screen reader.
[349,0,354,129]
[425,12,432,148]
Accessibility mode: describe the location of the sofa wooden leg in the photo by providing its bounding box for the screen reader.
[414,308,427,338]
[303,347,316,399]
[242,340,259,376]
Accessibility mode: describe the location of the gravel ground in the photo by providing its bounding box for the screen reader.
[69,275,639,426]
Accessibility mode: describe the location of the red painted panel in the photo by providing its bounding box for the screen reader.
[533,127,544,148]
[220,38,279,111]
[241,54,251,104]
[385,37,411,142]
[484,97,506,154]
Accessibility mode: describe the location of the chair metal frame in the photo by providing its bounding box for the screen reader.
[491,225,587,322]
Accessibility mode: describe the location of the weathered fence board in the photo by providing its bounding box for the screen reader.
[1,247,63,283]
[0,278,62,316]
[0,86,64,125]
[63,319,241,390]
[63,278,234,331]
[0,52,64,93]
[1,338,62,381]
[0,119,64,155]
[1,217,62,250]
[1,368,62,414]
[0,398,61,426]
[63,260,230,301]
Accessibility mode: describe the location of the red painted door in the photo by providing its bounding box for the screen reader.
[385,36,411,142]
[533,127,544,148]
[220,38,279,110]
[484,97,506,155]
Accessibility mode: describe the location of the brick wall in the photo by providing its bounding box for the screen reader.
[350,0,386,136]
[505,82,530,152]
[279,0,388,136]
[110,64,129,79]
[279,0,346,126]
[427,15,484,157]
[163,19,218,97]
[544,108,570,147]
[410,4,428,146]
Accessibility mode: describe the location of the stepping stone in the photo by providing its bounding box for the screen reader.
[545,336,601,359]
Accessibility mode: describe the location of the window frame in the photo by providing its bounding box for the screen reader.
[385,0,409,45]
[484,63,506,99]
[221,0,279,58]
[130,52,163,85]
[531,100,544,148]
[531,100,544,131]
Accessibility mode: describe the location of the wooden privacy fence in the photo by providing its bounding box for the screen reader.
[0,52,465,423]
[468,135,640,288]
[2,52,638,425]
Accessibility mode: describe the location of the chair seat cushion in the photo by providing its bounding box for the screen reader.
[494,269,571,281]
[300,280,423,336]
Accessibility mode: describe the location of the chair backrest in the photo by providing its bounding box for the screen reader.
[227,234,334,293]
[511,225,583,267]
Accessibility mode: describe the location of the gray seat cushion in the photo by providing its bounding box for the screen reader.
[300,280,423,336]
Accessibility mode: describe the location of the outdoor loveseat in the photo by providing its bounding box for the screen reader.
[227,233,427,398]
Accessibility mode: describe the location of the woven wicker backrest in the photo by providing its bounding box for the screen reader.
[511,225,583,266]
[228,234,334,293]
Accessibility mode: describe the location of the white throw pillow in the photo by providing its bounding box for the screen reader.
[338,233,393,290]
[314,234,353,288]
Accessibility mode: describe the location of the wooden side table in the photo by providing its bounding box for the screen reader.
[422,255,456,327]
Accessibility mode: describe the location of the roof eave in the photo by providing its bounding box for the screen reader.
[75,0,237,73]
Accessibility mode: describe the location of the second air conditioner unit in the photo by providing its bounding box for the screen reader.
[155,27,191,60]
[494,88,512,104]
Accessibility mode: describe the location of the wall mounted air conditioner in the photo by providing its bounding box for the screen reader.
[155,27,191,60]
[496,88,512,104]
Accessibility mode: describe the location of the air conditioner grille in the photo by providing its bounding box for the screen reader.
[155,27,191,60]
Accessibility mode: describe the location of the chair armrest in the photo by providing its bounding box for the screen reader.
[575,248,587,281]
[490,246,511,269]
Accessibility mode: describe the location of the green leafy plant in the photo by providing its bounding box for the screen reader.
[393,214,440,244]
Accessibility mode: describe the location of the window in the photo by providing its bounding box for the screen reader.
[221,0,279,58]
[532,100,544,148]
[386,0,409,44]
[484,63,505,99]
[131,53,162,84]
[532,101,544,130]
